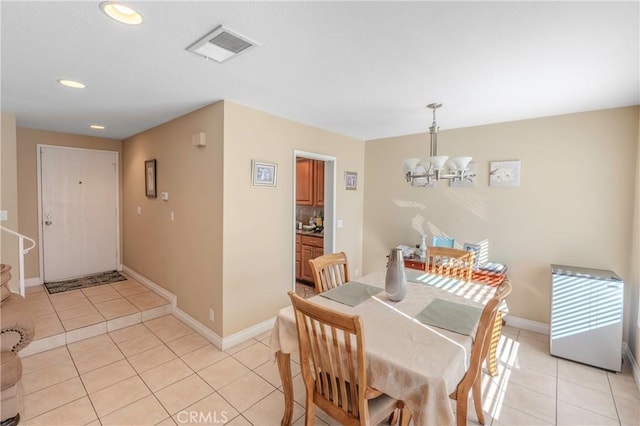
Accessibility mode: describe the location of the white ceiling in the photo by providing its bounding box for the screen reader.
[1,1,638,141]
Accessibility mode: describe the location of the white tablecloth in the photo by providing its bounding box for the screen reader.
[270,270,498,426]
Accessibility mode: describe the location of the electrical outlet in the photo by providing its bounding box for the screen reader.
[0,210,7,221]
[209,308,215,322]
[355,268,359,277]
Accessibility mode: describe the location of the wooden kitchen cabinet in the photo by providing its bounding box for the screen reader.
[314,160,324,206]
[296,158,324,206]
[295,234,301,279]
[297,234,324,282]
[296,159,314,206]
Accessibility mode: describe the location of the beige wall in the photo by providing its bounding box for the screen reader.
[122,102,225,334]
[364,107,639,337]
[1,113,20,291]
[630,108,640,365]
[222,101,364,335]
[122,100,364,337]
[16,127,122,280]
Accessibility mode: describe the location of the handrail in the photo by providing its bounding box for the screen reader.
[0,226,36,296]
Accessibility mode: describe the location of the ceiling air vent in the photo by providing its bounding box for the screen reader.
[187,25,257,63]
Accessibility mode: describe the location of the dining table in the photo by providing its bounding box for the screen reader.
[269,268,507,426]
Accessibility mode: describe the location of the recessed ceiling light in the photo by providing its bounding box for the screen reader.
[100,2,143,25]
[57,79,86,89]
[90,125,106,130]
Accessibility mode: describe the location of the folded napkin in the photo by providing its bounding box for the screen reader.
[319,281,381,307]
[415,298,483,336]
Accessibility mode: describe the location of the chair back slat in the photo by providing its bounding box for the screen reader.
[289,292,369,425]
[310,252,350,293]
[427,247,475,282]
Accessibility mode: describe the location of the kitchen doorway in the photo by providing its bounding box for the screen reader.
[293,151,336,295]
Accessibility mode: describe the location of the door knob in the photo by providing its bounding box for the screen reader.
[44,220,53,225]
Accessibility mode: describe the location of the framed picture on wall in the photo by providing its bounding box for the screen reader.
[145,159,157,198]
[252,160,277,187]
[463,242,482,269]
[345,171,357,190]
[489,160,521,187]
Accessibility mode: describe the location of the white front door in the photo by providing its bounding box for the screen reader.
[40,146,119,281]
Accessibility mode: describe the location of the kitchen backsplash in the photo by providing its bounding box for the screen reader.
[296,206,324,226]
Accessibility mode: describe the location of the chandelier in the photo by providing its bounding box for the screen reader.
[403,103,475,186]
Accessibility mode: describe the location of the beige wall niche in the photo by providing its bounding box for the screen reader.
[364,107,639,342]
[16,127,122,281]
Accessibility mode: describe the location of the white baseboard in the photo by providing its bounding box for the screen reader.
[622,342,640,392]
[221,317,276,351]
[121,265,177,309]
[121,264,275,351]
[25,277,42,287]
[173,307,224,350]
[170,308,275,351]
[503,315,550,335]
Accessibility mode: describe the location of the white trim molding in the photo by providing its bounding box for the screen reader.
[25,277,42,287]
[121,265,176,309]
[121,265,275,351]
[170,309,275,351]
[503,314,550,335]
[622,343,640,392]
[221,317,275,351]
[173,307,223,349]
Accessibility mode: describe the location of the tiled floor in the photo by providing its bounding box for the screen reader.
[294,281,316,299]
[22,273,172,357]
[17,280,640,425]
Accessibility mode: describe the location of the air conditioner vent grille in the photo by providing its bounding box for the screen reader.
[187,25,257,63]
[210,31,252,54]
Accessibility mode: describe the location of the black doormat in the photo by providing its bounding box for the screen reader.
[44,270,127,294]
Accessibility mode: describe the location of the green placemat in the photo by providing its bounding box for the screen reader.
[415,298,483,336]
[319,282,382,307]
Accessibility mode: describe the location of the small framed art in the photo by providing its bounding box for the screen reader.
[145,159,157,198]
[463,242,482,269]
[489,160,521,187]
[252,160,277,187]
[345,171,357,190]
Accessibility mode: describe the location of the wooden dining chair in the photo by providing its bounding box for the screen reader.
[485,277,512,376]
[426,247,475,282]
[309,251,350,294]
[288,291,406,426]
[449,279,513,426]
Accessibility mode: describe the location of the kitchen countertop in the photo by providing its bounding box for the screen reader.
[296,230,324,237]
